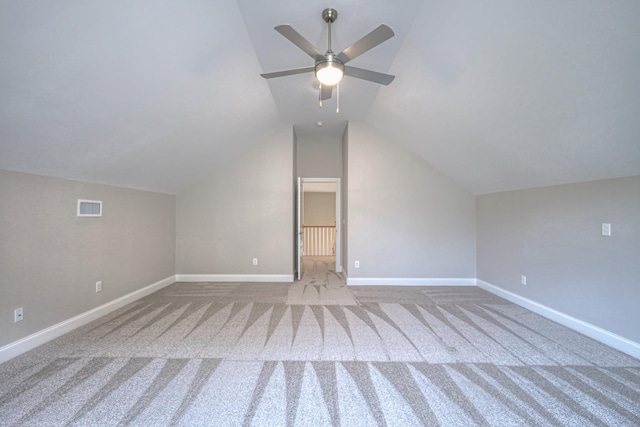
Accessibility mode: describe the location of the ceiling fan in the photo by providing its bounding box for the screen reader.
[260,8,395,103]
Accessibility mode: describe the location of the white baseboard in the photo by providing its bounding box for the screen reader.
[477,280,640,360]
[346,277,476,286]
[0,275,176,365]
[175,274,294,283]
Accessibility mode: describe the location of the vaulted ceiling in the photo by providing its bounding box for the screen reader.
[1,1,639,195]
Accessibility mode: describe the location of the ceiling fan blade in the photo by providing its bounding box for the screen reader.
[320,84,333,100]
[260,67,314,79]
[275,25,324,60]
[335,24,395,64]
[344,66,395,85]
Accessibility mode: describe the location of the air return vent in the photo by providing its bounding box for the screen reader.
[77,199,102,217]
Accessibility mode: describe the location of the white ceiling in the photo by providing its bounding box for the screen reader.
[1,1,639,195]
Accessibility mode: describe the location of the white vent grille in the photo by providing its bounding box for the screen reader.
[77,199,102,217]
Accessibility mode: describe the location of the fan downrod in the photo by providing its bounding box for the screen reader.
[322,8,338,23]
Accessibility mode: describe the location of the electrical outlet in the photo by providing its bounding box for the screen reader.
[521,275,527,285]
[253,258,258,266]
[14,307,24,323]
[354,260,360,268]
[96,281,102,293]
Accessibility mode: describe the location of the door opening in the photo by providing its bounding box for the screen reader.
[296,178,341,280]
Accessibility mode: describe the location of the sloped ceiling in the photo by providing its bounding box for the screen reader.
[0,1,281,194]
[369,1,640,194]
[1,1,639,195]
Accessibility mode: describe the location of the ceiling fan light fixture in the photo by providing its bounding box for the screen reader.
[315,59,344,86]
[260,7,396,106]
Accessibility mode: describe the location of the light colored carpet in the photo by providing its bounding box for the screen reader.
[1,257,639,426]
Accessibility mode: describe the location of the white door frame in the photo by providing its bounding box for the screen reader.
[296,177,302,280]
[298,177,342,273]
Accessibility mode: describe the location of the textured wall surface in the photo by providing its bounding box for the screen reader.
[304,192,336,226]
[477,175,640,343]
[0,170,176,347]
[345,121,476,279]
[296,135,343,179]
[176,126,294,276]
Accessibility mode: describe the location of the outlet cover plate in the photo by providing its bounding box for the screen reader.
[14,307,24,322]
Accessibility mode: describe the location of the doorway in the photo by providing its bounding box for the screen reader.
[296,178,341,280]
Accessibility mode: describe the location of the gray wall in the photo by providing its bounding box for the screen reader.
[176,126,294,276]
[303,192,336,226]
[477,175,640,343]
[0,170,176,347]
[346,121,477,279]
[341,125,349,276]
[296,134,343,178]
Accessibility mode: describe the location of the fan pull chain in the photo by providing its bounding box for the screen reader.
[336,82,340,114]
[319,84,323,108]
